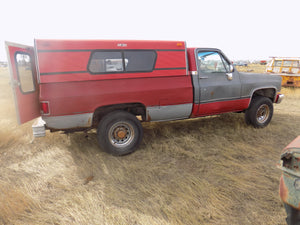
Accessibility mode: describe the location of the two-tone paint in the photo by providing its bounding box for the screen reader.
[187,48,282,118]
[6,40,283,132]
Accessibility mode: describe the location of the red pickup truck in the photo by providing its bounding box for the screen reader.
[5,40,283,155]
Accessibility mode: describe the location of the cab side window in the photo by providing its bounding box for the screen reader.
[198,51,230,73]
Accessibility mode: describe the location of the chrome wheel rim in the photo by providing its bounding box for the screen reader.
[256,104,270,124]
[108,122,134,148]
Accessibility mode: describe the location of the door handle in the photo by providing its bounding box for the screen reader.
[226,73,233,81]
[199,76,208,79]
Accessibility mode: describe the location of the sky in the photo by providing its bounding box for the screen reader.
[1,0,300,61]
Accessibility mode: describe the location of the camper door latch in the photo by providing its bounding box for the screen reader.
[11,79,21,87]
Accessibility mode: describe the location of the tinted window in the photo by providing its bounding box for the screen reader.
[124,51,156,72]
[15,53,35,93]
[89,51,123,73]
[88,50,156,74]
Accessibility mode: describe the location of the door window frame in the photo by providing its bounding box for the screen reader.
[197,50,231,74]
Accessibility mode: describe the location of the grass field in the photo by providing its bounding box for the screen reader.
[0,65,300,224]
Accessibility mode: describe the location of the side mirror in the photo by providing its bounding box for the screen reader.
[229,64,234,73]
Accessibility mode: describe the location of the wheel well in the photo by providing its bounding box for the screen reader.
[252,88,276,102]
[92,103,146,127]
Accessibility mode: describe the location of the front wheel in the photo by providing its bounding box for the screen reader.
[245,96,273,128]
[97,111,143,156]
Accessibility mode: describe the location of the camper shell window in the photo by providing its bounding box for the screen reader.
[88,50,157,74]
[15,52,35,94]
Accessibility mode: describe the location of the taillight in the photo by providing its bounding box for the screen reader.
[40,101,49,115]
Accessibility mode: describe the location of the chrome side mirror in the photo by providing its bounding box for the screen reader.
[229,64,234,73]
[226,73,233,80]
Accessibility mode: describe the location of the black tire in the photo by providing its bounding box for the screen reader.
[245,96,273,128]
[97,111,143,156]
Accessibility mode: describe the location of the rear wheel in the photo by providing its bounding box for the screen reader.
[245,96,273,128]
[97,111,143,156]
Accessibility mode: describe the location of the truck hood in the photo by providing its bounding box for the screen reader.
[239,72,282,97]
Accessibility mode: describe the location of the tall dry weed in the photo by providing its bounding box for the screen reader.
[0,181,38,224]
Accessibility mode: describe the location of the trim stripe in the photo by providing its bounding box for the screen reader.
[38,49,92,53]
[200,96,250,104]
[155,67,186,71]
[156,49,186,52]
[40,71,87,75]
[40,67,186,76]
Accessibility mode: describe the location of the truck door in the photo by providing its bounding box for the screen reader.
[196,49,241,115]
[5,42,40,124]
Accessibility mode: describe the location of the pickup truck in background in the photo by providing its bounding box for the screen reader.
[5,40,284,155]
[266,57,300,87]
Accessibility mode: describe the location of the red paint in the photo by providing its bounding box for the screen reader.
[35,39,186,51]
[279,175,288,202]
[39,69,188,83]
[155,51,187,69]
[6,44,40,124]
[284,136,300,151]
[34,40,193,117]
[40,75,194,117]
[192,98,251,117]
[187,48,197,71]
[37,48,188,83]
[37,51,187,75]
[38,51,90,74]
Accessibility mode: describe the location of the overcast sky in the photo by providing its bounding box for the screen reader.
[1,0,299,61]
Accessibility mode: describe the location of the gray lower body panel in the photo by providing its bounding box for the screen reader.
[43,113,93,129]
[147,103,193,122]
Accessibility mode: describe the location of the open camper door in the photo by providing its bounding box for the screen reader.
[5,42,40,124]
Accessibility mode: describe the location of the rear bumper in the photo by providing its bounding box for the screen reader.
[31,113,94,137]
[42,113,93,130]
[275,94,284,104]
[32,117,46,137]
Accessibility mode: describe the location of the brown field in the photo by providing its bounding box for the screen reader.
[0,65,300,224]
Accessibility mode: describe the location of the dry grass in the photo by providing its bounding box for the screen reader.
[0,66,299,224]
[236,64,267,73]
